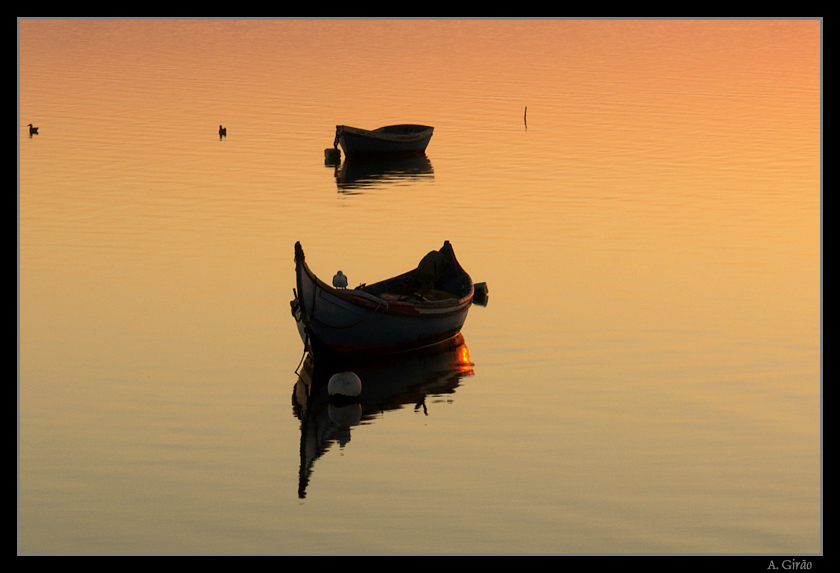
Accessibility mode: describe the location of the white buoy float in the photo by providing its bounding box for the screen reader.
[328,371,363,427]
[328,371,362,400]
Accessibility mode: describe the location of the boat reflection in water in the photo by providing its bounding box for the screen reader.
[291,334,474,499]
[331,155,434,192]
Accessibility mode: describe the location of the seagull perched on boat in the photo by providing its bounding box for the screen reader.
[333,270,348,288]
[219,125,226,138]
[28,123,38,135]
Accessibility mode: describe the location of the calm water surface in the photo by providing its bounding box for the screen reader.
[19,19,821,554]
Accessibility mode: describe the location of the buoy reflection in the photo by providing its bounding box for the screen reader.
[292,334,475,498]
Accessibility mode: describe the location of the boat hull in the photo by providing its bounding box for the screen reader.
[336,124,433,158]
[291,241,472,357]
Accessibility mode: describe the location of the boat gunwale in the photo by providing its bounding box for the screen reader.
[337,124,434,144]
[297,252,473,316]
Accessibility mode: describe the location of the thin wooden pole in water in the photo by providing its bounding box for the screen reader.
[524,106,527,130]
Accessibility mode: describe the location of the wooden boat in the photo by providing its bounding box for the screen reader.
[334,124,434,158]
[291,241,473,357]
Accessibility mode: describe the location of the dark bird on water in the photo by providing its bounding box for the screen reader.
[219,125,226,138]
[28,123,38,135]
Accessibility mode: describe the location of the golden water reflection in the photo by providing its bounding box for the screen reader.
[19,19,821,554]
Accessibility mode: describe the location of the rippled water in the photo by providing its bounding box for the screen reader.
[19,19,821,554]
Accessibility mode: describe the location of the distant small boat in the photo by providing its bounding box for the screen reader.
[28,123,38,135]
[219,125,226,137]
[291,240,473,357]
[334,124,433,158]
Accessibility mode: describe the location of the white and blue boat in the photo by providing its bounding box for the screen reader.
[291,241,473,357]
